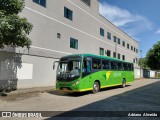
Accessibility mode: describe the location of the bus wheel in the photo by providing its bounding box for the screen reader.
[93,82,99,94]
[122,79,126,88]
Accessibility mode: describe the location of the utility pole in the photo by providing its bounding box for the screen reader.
[113,36,117,58]
[140,50,142,79]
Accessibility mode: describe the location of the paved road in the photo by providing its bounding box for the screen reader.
[0,79,160,120]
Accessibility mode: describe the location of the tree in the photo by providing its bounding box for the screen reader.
[0,0,33,49]
[138,58,148,69]
[146,41,160,70]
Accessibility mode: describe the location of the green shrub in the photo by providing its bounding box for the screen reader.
[157,73,160,78]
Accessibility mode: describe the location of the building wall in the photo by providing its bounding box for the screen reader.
[19,0,138,62]
[134,68,143,79]
[17,55,58,88]
[0,0,139,89]
[143,69,156,78]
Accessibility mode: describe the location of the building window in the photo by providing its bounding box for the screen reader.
[107,50,111,57]
[122,41,125,47]
[100,28,104,37]
[70,37,78,49]
[113,52,116,58]
[136,49,138,53]
[118,38,121,44]
[100,48,104,55]
[131,46,133,51]
[118,53,121,59]
[81,0,90,6]
[33,0,46,7]
[64,7,73,21]
[57,33,61,39]
[134,47,136,52]
[122,55,125,60]
[127,43,130,49]
[107,32,111,40]
[113,36,117,42]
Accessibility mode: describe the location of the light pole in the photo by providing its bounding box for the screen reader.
[140,50,142,79]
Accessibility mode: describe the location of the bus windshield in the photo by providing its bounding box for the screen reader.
[57,58,81,80]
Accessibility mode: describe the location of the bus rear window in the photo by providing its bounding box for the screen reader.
[128,63,133,70]
[123,63,133,70]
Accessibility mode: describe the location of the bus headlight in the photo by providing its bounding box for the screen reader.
[72,80,80,86]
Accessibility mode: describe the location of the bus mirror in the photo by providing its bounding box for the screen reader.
[53,63,55,70]
[53,61,59,70]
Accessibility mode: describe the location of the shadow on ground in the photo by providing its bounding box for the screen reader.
[46,80,160,120]
[47,85,130,97]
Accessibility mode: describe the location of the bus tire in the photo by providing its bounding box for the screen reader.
[92,82,100,94]
[122,79,126,88]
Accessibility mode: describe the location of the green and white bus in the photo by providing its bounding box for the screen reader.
[54,54,134,93]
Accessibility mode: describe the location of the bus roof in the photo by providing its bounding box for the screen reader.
[61,54,133,64]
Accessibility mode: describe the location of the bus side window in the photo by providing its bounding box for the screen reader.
[127,64,129,70]
[83,59,87,72]
[83,58,91,73]
[102,60,110,70]
[102,60,106,69]
[131,64,133,70]
[111,61,113,70]
[121,63,124,70]
[128,63,133,70]
[123,63,126,70]
[108,61,111,69]
[86,60,91,72]
[124,63,128,70]
[118,62,123,70]
[128,64,130,70]
[92,58,101,70]
[115,62,118,70]
[111,61,118,70]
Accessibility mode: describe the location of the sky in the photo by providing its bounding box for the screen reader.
[99,0,160,58]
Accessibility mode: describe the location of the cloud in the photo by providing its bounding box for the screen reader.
[99,2,153,37]
[156,29,160,34]
[99,3,137,27]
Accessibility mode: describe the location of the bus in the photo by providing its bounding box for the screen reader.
[54,54,134,93]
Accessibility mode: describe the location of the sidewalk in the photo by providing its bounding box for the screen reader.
[1,86,55,97]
